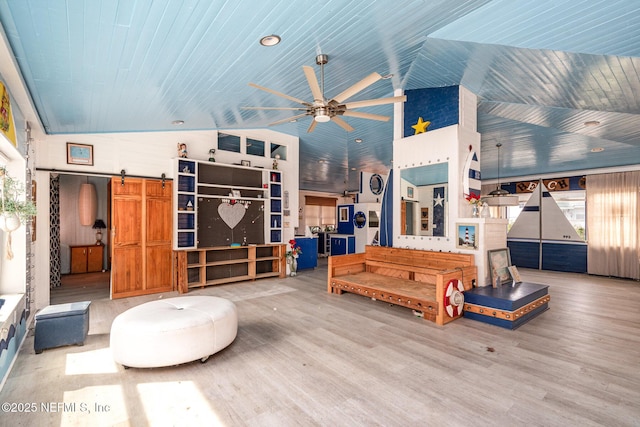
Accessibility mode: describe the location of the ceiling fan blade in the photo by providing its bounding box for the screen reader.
[248,83,311,106]
[242,106,307,111]
[307,119,318,133]
[303,66,324,103]
[331,72,382,103]
[342,110,390,122]
[343,95,407,109]
[268,113,309,127]
[331,116,355,132]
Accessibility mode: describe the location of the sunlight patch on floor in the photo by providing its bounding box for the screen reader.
[65,347,119,375]
[137,381,224,426]
[61,385,128,426]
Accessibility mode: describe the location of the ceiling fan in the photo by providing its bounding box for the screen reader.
[243,54,406,133]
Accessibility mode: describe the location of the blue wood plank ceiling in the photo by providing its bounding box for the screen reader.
[1,0,639,193]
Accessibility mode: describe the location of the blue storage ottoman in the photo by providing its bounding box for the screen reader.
[34,301,91,354]
[463,282,549,329]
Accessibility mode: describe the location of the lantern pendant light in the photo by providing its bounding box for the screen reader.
[78,179,97,226]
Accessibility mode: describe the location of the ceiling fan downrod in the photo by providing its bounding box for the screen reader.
[316,54,328,101]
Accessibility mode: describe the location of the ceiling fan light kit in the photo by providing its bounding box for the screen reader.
[244,53,406,132]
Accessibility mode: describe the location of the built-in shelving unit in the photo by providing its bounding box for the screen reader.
[269,171,283,243]
[174,158,197,249]
[176,244,286,292]
[172,158,284,249]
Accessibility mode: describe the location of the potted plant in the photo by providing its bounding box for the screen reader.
[0,167,36,259]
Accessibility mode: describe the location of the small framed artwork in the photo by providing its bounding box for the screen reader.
[488,248,512,286]
[508,265,522,284]
[407,186,414,198]
[67,143,93,165]
[241,160,251,167]
[231,190,242,198]
[339,206,350,222]
[456,223,478,249]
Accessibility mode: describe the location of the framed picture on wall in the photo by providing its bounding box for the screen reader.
[67,142,94,165]
[456,223,478,249]
[407,186,414,198]
[488,248,512,286]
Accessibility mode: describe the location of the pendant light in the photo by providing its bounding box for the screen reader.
[484,143,518,206]
[78,179,97,226]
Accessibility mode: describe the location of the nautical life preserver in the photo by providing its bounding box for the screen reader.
[444,279,465,317]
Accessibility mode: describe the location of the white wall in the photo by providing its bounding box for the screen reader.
[34,129,299,309]
[0,137,28,294]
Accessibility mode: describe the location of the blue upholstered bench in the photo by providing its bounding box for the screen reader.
[34,301,91,354]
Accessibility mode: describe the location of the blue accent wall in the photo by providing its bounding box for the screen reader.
[337,205,354,234]
[403,86,459,136]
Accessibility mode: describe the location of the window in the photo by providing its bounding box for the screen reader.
[247,138,265,156]
[218,133,240,153]
[270,143,287,161]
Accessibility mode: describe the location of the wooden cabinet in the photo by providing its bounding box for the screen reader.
[70,244,104,274]
[176,244,285,293]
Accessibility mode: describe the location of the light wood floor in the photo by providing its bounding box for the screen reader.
[2,264,639,426]
[51,272,111,304]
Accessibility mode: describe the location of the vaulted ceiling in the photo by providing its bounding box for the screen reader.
[1,0,639,193]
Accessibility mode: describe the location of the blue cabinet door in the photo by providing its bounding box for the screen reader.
[295,237,318,270]
[330,235,355,256]
[330,237,345,255]
[347,236,355,254]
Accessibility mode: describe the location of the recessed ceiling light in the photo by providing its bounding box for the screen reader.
[354,138,363,143]
[259,34,281,46]
[584,120,600,127]
[591,147,605,153]
[171,120,184,126]
[351,167,357,171]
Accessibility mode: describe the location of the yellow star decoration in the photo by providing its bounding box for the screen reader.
[411,117,431,134]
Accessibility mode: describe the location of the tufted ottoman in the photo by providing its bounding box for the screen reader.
[110,296,237,368]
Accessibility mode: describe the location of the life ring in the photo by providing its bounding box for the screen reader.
[444,279,465,317]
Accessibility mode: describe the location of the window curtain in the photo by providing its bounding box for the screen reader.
[586,171,640,279]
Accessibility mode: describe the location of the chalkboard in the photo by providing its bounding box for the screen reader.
[197,197,265,247]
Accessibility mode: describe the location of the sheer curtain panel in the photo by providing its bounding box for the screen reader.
[586,171,640,279]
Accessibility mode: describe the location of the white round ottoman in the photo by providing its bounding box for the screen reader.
[110,296,237,368]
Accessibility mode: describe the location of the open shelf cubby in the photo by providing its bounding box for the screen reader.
[176,244,286,293]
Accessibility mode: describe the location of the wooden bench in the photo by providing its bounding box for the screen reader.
[327,246,478,325]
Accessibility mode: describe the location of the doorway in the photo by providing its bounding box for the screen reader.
[50,173,111,304]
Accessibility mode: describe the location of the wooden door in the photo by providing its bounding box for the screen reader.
[144,179,173,293]
[110,177,173,299]
[400,201,407,235]
[111,178,143,298]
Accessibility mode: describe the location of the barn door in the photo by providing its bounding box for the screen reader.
[110,177,173,299]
